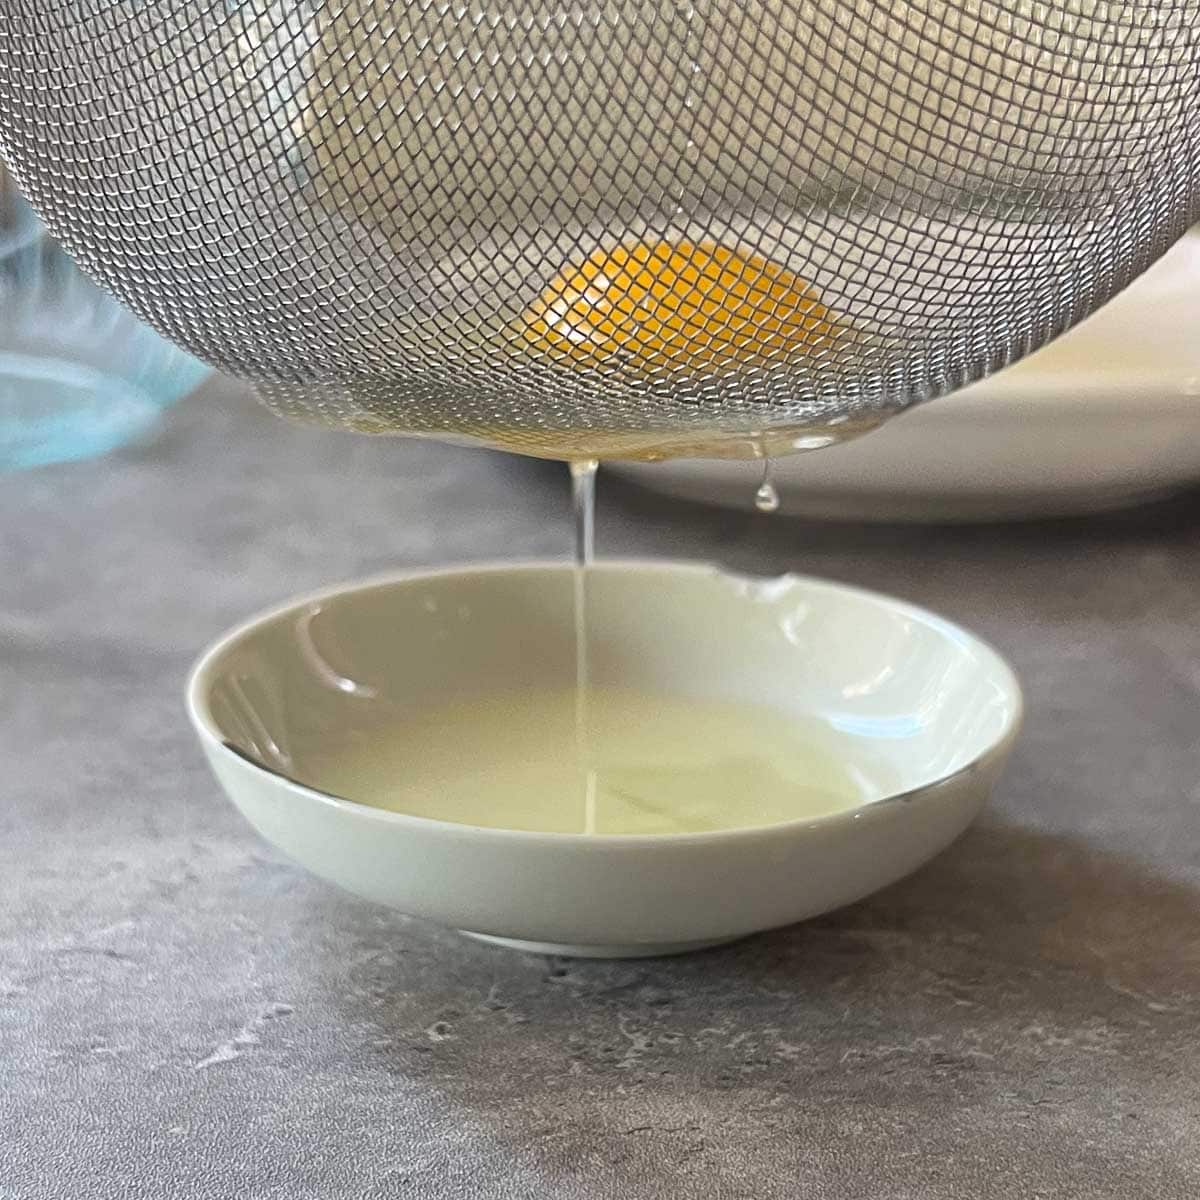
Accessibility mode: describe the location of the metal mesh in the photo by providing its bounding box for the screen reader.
[1,2,1198,460]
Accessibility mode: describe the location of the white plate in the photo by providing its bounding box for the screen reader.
[609,231,1200,522]
[188,562,1021,958]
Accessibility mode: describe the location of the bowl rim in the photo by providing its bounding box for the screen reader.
[186,559,1024,846]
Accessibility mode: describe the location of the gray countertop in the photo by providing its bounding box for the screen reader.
[2,379,1199,1198]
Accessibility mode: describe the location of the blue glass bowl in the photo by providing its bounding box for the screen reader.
[0,192,210,471]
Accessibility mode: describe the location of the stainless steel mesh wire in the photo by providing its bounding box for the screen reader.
[1,2,1198,460]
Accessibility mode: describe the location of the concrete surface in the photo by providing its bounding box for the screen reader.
[2,379,1198,1198]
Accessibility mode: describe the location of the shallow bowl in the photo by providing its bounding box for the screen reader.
[188,562,1022,957]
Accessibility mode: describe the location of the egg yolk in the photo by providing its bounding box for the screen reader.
[518,239,838,373]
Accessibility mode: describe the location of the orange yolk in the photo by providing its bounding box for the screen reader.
[518,238,838,373]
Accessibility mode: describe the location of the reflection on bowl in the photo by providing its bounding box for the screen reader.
[188,562,1022,958]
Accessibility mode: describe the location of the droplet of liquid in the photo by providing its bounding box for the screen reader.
[755,448,780,514]
[754,480,780,514]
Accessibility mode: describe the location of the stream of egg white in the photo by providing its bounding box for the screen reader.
[569,459,600,834]
[568,455,780,834]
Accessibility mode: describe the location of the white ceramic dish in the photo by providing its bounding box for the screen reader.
[188,562,1022,957]
[609,230,1200,522]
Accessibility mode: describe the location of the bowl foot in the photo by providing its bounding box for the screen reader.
[458,931,745,958]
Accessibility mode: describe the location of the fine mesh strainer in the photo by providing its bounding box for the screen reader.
[1,2,1198,461]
